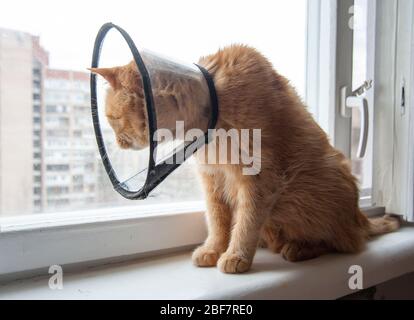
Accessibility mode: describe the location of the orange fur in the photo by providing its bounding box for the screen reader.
[91,44,400,274]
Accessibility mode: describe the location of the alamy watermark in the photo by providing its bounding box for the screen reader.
[154,121,262,176]
[348,265,363,290]
[48,264,63,290]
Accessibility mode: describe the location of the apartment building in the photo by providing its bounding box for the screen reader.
[0,28,48,216]
[43,69,99,211]
[0,28,203,216]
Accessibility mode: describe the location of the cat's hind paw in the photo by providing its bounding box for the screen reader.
[217,253,251,274]
[281,242,328,262]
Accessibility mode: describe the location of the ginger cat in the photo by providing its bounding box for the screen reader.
[90,45,400,274]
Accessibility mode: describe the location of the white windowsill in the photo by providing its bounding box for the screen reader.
[0,203,383,278]
[1,226,414,300]
[0,202,207,277]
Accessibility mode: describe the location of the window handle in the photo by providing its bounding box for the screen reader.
[340,81,372,159]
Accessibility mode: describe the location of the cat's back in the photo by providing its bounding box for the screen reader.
[198,44,280,90]
[199,45,306,133]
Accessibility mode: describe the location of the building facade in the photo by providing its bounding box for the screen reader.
[0,28,203,217]
[0,28,48,216]
[42,69,99,211]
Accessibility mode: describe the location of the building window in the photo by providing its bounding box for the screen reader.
[73,185,83,192]
[46,105,57,113]
[33,199,41,207]
[47,186,69,195]
[73,130,82,138]
[73,175,84,183]
[47,199,70,206]
[46,164,69,172]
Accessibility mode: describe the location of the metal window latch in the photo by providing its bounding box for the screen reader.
[340,80,372,159]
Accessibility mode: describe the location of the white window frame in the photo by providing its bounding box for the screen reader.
[306,0,373,205]
[408,3,414,222]
[0,201,207,278]
[306,0,354,150]
[1,0,398,281]
[371,0,414,221]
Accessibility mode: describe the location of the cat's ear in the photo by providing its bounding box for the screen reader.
[88,67,120,89]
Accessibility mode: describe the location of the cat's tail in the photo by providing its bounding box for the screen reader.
[366,214,401,237]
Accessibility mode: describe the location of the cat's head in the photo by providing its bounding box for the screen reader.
[90,61,149,150]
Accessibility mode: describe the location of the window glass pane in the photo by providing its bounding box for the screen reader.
[352,0,373,205]
[0,0,307,216]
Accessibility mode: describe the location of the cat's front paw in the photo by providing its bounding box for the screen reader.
[192,246,221,267]
[217,252,251,274]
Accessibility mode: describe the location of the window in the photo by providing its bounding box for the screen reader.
[0,0,307,218]
[72,175,83,183]
[73,185,83,192]
[46,105,57,113]
[306,0,378,208]
[2,0,411,278]
[47,186,69,195]
[0,0,307,276]
[350,0,375,206]
[73,130,82,138]
[46,164,70,172]
[47,199,69,206]
[46,129,69,138]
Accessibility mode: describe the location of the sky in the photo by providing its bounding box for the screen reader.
[0,0,307,96]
